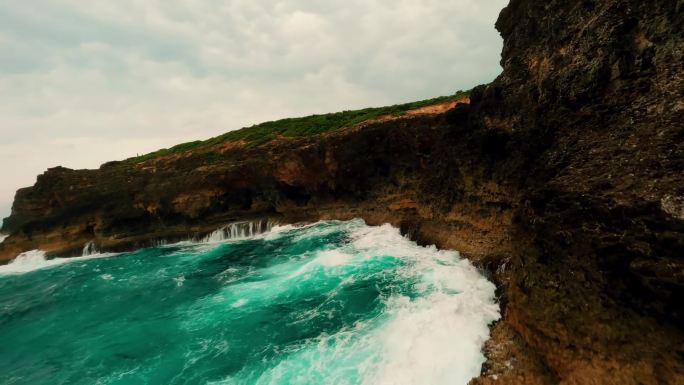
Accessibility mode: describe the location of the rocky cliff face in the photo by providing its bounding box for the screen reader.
[2,0,683,383]
[0,111,512,262]
[466,1,684,383]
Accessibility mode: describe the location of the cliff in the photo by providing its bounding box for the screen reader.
[1,0,683,383]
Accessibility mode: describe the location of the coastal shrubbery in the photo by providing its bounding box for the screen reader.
[128,90,468,163]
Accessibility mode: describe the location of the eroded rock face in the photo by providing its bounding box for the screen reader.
[0,112,515,262]
[467,0,684,383]
[1,0,682,383]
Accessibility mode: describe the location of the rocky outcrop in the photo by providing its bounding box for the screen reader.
[0,111,513,262]
[467,0,684,383]
[1,0,682,383]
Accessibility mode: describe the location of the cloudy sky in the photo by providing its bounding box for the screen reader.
[0,0,507,221]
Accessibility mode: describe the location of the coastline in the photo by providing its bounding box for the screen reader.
[0,217,514,383]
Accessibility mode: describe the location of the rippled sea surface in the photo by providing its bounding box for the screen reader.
[0,220,499,385]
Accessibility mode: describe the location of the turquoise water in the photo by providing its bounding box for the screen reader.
[0,220,499,385]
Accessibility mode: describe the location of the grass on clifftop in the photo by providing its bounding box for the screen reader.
[126,90,469,164]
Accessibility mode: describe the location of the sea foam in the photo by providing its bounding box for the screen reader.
[210,220,500,385]
[0,219,499,385]
[0,249,118,275]
[202,219,276,243]
[351,223,500,385]
[0,219,278,275]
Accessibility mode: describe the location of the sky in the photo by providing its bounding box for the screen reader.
[0,0,507,222]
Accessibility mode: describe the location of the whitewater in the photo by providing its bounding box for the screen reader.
[0,219,500,385]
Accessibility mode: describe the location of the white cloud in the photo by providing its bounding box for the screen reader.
[0,0,507,223]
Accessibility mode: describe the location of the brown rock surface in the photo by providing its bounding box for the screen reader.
[1,0,683,383]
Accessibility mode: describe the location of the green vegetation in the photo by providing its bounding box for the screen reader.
[126,90,469,163]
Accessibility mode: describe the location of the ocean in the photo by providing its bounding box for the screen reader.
[0,219,499,385]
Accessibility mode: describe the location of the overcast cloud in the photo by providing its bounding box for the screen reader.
[0,0,507,222]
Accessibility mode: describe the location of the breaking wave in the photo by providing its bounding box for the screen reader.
[0,219,499,384]
[0,249,118,275]
[202,219,277,242]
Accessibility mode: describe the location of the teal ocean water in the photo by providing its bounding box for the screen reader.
[0,220,499,385]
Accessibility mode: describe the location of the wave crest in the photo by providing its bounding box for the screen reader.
[0,250,117,275]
